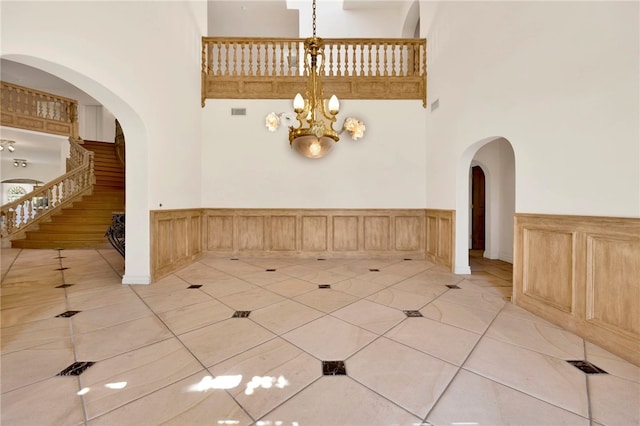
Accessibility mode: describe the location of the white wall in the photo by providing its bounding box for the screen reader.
[1,0,205,284]
[294,1,405,37]
[424,1,639,272]
[202,99,427,208]
[79,105,116,142]
[209,1,299,37]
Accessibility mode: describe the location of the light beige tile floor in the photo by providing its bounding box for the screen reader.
[2,248,639,426]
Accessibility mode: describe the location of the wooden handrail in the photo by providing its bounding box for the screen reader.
[202,37,427,107]
[1,80,80,138]
[1,138,95,238]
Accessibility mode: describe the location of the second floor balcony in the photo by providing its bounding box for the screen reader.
[202,37,427,107]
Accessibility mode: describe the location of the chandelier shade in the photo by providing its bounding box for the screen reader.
[291,135,335,159]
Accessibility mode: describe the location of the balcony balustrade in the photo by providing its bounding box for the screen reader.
[1,81,79,138]
[202,37,426,107]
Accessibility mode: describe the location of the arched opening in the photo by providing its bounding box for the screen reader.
[470,164,486,251]
[0,54,149,284]
[455,137,515,274]
[401,0,420,37]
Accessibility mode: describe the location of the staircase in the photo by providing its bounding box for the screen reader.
[11,140,125,249]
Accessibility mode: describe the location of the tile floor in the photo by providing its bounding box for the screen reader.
[1,248,638,426]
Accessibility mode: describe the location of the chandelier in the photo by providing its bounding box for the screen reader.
[0,139,16,152]
[265,0,365,159]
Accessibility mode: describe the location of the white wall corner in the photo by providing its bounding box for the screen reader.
[122,275,151,285]
[454,265,471,275]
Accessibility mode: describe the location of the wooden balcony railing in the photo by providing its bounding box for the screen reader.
[202,37,426,107]
[1,81,80,138]
[1,138,94,239]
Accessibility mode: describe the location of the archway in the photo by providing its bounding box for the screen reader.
[400,0,420,37]
[0,54,150,284]
[455,137,515,274]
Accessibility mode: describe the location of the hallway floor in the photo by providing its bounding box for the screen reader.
[1,248,638,425]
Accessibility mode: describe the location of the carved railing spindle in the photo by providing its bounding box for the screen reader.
[392,44,397,77]
[240,43,246,76]
[325,44,334,76]
[24,90,30,115]
[351,44,357,77]
[270,42,276,76]
[15,88,22,114]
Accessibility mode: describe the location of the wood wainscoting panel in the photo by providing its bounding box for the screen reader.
[203,209,424,258]
[437,215,453,263]
[190,215,202,255]
[425,210,454,270]
[586,235,640,337]
[302,216,328,251]
[514,214,640,366]
[150,209,203,281]
[395,216,422,251]
[155,217,174,269]
[173,217,189,261]
[522,229,574,313]
[364,216,390,251]
[332,216,359,252]
[238,216,265,251]
[207,215,233,250]
[269,216,297,251]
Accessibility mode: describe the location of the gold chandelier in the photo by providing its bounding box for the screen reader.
[266,0,365,159]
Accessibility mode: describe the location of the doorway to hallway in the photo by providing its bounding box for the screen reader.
[471,165,486,250]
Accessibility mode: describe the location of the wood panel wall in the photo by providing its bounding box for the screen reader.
[150,209,203,280]
[424,209,455,271]
[514,213,640,366]
[203,209,426,259]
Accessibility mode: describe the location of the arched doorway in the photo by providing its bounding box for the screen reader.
[455,137,515,274]
[470,165,486,251]
[0,54,149,284]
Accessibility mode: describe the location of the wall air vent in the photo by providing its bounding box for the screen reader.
[231,108,246,116]
[430,98,439,112]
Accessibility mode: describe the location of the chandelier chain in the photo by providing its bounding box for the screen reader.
[312,0,317,38]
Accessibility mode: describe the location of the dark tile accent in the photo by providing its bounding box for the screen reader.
[57,361,95,376]
[567,360,608,374]
[446,284,461,289]
[187,285,202,289]
[54,248,66,251]
[404,310,423,317]
[403,258,413,261]
[322,360,347,376]
[56,310,81,318]
[266,269,276,272]
[317,258,326,261]
[318,284,331,289]
[232,311,251,318]
[369,268,380,272]
[55,267,69,271]
[55,284,74,288]
[231,258,239,260]
[54,256,67,259]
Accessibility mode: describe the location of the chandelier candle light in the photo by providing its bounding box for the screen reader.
[265,0,365,159]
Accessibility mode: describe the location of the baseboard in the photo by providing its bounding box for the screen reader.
[454,265,471,275]
[122,275,151,285]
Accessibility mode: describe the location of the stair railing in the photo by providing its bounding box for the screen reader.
[0,137,95,238]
